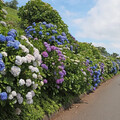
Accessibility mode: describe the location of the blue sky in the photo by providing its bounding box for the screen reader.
[3,0,120,55]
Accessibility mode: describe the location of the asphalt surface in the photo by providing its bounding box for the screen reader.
[52,75,120,120]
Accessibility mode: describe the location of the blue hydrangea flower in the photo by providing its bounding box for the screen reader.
[33,31,36,34]
[6,36,15,42]
[52,30,57,34]
[40,26,43,30]
[29,28,35,31]
[39,31,42,35]
[0,53,2,59]
[57,35,62,39]
[43,22,47,25]
[0,92,7,100]
[10,29,17,34]
[0,34,6,42]
[13,40,20,49]
[51,36,55,40]
[32,22,36,26]
[70,45,73,51]
[7,40,20,49]
[46,24,51,28]
[7,31,16,38]
[62,32,66,36]
[0,60,5,71]
[97,80,101,84]
[27,26,33,29]
[94,83,98,87]
[46,32,50,36]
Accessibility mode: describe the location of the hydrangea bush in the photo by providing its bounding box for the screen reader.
[0,29,45,113]
[24,22,67,95]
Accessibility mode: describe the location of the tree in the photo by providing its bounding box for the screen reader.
[97,46,110,56]
[111,53,119,58]
[18,0,68,32]
[5,0,18,10]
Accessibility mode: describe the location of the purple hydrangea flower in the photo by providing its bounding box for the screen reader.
[41,64,48,70]
[51,46,57,50]
[46,47,51,52]
[43,79,48,84]
[42,51,48,57]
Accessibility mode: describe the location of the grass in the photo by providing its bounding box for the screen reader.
[3,7,24,34]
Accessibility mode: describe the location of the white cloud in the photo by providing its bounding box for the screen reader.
[72,0,120,54]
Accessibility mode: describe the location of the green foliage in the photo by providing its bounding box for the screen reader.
[18,0,68,32]
[97,46,110,57]
[5,0,18,10]
[3,7,23,33]
[0,0,4,20]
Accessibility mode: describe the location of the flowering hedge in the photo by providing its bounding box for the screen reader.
[0,20,120,119]
[0,29,46,114]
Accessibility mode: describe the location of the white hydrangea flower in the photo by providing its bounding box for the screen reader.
[15,108,21,115]
[8,94,13,100]
[38,74,43,80]
[19,44,29,53]
[11,91,17,97]
[82,71,86,76]
[18,97,23,104]
[6,86,11,93]
[21,57,27,63]
[26,92,32,100]
[31,90,35,97]
[26,79,32,87]
[0,21,7,27]
[29,65,33,70]
[32,73,37,79]
[16,93,21,99]
[41,81,44,86]
[33,67,39,73]
[27,99,33,104]
[33,83,38,90]
[2,8,8,15]
[25,54,35,63]
[1,52,7,57]
[33,61,37,67]
[19,79,25,86]
[10,66,21,77]
[0,69,6,75]
[15,56,23,65]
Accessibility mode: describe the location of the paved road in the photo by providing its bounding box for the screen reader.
[52,75,120,120]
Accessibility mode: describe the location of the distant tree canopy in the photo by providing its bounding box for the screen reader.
[18,0,68,33]
[96,46,110,57]
[5,0,18,10]
[111,53,119,58]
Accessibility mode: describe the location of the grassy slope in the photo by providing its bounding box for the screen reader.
[3,7,24,34]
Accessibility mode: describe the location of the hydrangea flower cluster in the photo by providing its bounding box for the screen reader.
[25,22,69,45]
[0,53,5,72]
[0,29,20,49]
[0,31,44,114]
[111,61,117,75]
[41,42,66,88]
